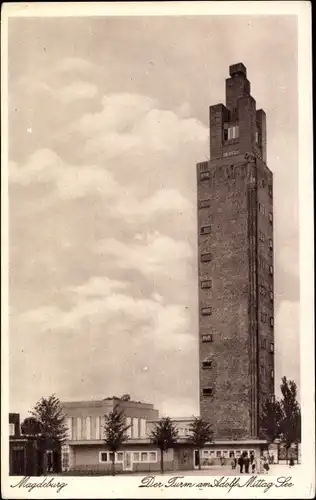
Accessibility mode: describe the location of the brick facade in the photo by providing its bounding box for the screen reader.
[197,63,275,440]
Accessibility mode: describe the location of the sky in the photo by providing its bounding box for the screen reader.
[7,15,299,419]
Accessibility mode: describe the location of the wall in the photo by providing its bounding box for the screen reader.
[198,159,252,439]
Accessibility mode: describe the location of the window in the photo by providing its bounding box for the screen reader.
[200,225,212,235]
[216,451,221,458]
[133,452,140,462]
[9,423,15,436]
[260,312,267,323]
[95,416,101,440]
[67,418,72,440]
[85,416,91,440]
[115,452,123,462]
[126,417,132,438]
[271,370,274,379]
[229,451,235,458]
[201,280,212,289]
[270,343,274,353]
[149,452,157,462]
[269,265,273,275]
[109,452,114,461]
[141,452,148,462]
[200,171,210,181]
[132,418,139,438]
[270,317,274,327]
[199,199,211,209]
[259,231,265,242]
[140,418,146,439]
[269,239,273,250]
[260,285,266,296]
[261,338,267,349]
[100,452,108,463]
[202,360,212,369]
[201,307,212,316]
[260,365,265,377]
[268,185,273,197]
[202,334,213,343]
[201,253,212,262]
[77,417,82,440]
[202,388,213,397]
[269,212,273,224]
[259,203,265,215]
[224,123,239,141]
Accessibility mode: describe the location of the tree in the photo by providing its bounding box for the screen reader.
[260,398,283,444]
[149,417,179,474]
[187,417,213,470]
[103,404,130,475]
[279,377,301,463]
[30,394,68,446]
[120,394,131,402]
[21,416,43,437]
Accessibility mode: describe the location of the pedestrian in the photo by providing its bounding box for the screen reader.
[220,456,225,466]
[263,456,270,474]
[243,452,250,473]
[250,451,255,470]
[231,457,237,470]
[238,453,244,474]
[289,457,295,468]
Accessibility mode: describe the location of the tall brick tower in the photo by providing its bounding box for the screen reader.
[197,63,275,440]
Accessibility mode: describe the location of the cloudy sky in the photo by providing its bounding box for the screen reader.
[7,14,299,418]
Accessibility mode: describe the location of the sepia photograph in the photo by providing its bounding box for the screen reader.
[1,2,314,498]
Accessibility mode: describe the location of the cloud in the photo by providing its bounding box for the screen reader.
[10,148,119,202]
[99,232,193,282]
[56,81,98,103]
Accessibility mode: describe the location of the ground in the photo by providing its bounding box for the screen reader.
[120,463,298,476]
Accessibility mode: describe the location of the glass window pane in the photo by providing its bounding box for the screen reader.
[149,452,156,462]
[133,452,140,462]
[141,452,147,462]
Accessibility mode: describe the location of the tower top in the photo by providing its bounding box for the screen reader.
[229,62,247,78]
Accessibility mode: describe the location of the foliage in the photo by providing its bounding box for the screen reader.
[103,404,130,475]
[279,377,301,454]
[21,416,43,437]
[30,394,68,446]
[120,394,131,401]
[149,417,179,473]
[260,398,283,442]
[187,417,213,470]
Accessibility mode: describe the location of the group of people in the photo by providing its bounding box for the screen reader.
[231,451,271,474]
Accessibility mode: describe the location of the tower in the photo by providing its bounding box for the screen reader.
[197,63,274,440]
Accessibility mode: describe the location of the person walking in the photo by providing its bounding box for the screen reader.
[263,456,270,474]
[231,457,237,470]
[243,452,250,473]
[250,451,255,473]
[238,453,244,474]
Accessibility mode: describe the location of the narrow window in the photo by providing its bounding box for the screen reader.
[141,452,148,462]
[202,334,213,343]
[200,171,210,181]
[100,452,107,463]
[202,360,213,369]
[270,343,274,353]
[269,265,273,275]
[133,452,140,462]
[201,307,212,316]
[270,317,274,327]
[201,253,212,262]
[269,239,273,250]
[200,225,212,235]
[202,388,213,397]
[199,199,211,209]
[201,280,212,289]
[268,185,273,197]
[117,452,124,462]
[269,212,273,224]
[271,370,274,379]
